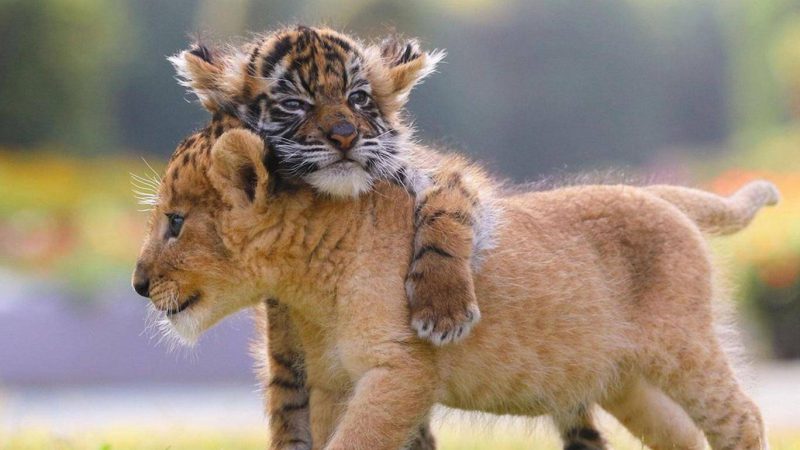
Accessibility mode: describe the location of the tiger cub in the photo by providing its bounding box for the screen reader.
[170,26,484,346]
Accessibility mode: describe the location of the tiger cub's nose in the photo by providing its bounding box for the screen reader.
[327,121,358,152]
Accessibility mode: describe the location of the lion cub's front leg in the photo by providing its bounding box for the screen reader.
[263,300,438,450]
[407,168,481,345]
[324,363,438,450]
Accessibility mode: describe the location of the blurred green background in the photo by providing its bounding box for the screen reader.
[1,0,798,448]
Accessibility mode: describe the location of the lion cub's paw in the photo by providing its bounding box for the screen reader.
[407,277,481,346]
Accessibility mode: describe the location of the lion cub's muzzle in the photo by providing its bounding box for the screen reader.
[132,262,151,298]
[132,262,199,316]
[163,293,201,316]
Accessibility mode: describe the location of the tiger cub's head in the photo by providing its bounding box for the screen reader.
[170,26,444,197]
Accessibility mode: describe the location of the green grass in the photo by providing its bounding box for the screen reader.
[3,426,800,450]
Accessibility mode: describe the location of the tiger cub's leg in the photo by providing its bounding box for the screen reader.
[556,407,607,450]
[264,299,312,450]
[407,169,481,345]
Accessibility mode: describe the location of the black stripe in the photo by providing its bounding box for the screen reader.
[270,352,306,382]
[396,167,415,194]
[413,245,453,261]
[423,209,473,227]
[297,68,314,95]
[247,41,263,76]
[341,62,349,91]
[279,398,309,413]
[325,35,352,53]
[351,79,368,89]
[401,43,414,64]
[421,209,447,226]
[564,444,592,450]
[414,185,444,216]
[272,75,299,94]
[261,35,293,78]
[269,377,305,390]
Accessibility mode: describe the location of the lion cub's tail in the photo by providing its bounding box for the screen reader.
[645,180,780,235]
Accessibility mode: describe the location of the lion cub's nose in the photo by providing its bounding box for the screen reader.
[132,263,151,298]
[327,121,358,152]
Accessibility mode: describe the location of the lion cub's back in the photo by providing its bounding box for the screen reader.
[435,185,696,414]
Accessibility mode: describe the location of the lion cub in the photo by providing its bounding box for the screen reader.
[133,124,775,449]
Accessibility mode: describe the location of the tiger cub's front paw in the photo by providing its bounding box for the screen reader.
[406,272,481,346]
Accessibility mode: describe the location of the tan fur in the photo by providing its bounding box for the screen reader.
[645,182,780,235]
[601,378,706,449]
[134,126,777,449]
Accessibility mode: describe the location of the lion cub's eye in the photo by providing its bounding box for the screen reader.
[348,90,369,107]
[166,213,184,239]
[280,98,308,112]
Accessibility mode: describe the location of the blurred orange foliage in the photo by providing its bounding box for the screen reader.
[0,149,157,287]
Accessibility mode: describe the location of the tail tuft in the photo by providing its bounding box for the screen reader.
[750,180,781,206]
[646,180,779,236]
[731,179,780,210]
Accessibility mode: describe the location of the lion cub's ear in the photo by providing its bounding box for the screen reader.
[378,36,445,103]
[209,129,269,207]
[169,43,234,114]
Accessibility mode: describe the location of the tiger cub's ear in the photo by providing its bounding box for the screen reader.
[209,129,269,207]
[379,36,445,102]
[169,43,233,114]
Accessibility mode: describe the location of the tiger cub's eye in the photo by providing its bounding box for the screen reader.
[166,213,184,239]
[348,91,369,107]
[280,99,308,112]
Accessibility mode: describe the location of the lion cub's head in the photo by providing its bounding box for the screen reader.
[132,127,273,344]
